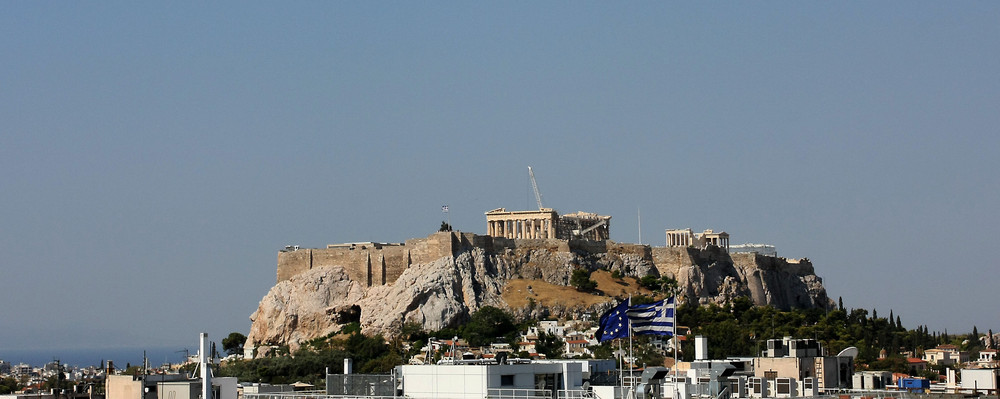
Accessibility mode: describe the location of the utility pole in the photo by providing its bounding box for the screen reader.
[54,358,62,399]
[141,351,146,399]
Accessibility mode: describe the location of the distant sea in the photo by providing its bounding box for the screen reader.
[0,347,188,368]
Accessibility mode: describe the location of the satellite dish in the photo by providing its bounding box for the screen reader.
[836,347,859,359]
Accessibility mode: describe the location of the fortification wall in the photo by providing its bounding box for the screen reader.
[276,232,463,285]
[650,247,696,278]
[277,244,411,286]
[276,232,811,287]
[276,232,611,284]
[276,249,313,282]
[568,239,607,254]
[404,232,454,265]
[607,242,650,258]
[650,245,738,277]
[731,252,814,276]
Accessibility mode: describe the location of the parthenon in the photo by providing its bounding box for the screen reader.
[485,208,611,241]
[485,208,558,239]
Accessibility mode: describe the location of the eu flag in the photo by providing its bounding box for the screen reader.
[596,298,631,342]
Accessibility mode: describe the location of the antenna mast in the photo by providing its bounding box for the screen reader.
[528,166,543,210]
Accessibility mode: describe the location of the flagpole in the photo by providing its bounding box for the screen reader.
[628,295,634,398]
[618,338,624,388]
[673,290,679,399]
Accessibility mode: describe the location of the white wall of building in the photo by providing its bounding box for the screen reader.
[400,363,583,399]
[960,369,998,392]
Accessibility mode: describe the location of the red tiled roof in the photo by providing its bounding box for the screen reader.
[907,358,926,364]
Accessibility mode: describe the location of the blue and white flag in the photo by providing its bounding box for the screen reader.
[441,205,449,212]
[596,298,631,342]
[627,296,675,336]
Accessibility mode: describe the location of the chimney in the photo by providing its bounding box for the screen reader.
[695,335,708,360]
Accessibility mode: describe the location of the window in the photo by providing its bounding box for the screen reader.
[776,378,791,394]
[501,375,514,386]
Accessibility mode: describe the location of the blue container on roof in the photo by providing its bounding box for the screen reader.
[898,378,929,392]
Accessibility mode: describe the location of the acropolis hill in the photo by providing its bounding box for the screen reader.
[248,209,830,354]
[275,231,821,300]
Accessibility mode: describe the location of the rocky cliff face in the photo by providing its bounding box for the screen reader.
[247,242,830,354]
[652,246,830,309]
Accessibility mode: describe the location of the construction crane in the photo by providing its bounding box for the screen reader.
[176,348,190,364]
[572,219,608,238]
[528,166,544,210]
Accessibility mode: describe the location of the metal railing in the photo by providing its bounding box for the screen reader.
[818,388,913,399]
[485,388,596,399]
[245,393,396,399]
[556,389,596,399]
[486,388,553,399]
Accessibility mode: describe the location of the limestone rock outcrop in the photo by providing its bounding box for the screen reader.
[654,246,829,309]
[248,266,367,353]
[247,236,831,354]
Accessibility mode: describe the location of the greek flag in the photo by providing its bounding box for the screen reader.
[627,296,675,336]
[596,298,631,342]
[441,205,449,212]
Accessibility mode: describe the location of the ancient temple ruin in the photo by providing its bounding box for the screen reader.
[485,208,611,241]
[665,228,730,250]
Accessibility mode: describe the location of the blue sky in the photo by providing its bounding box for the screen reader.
[2,3,998,351]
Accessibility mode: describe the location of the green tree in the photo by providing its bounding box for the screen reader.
[535,331,564,359]
[42,373,71,392]
[0,377,20,395]
[591,343,614,360]
[570,268,598,292]
[632,294,656,306]
[633,336,666,367]
[217,328,398,385]
[222,332,248,356]
[731,296,754,321]
[463,306,517,346]
[639,275,678,293]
